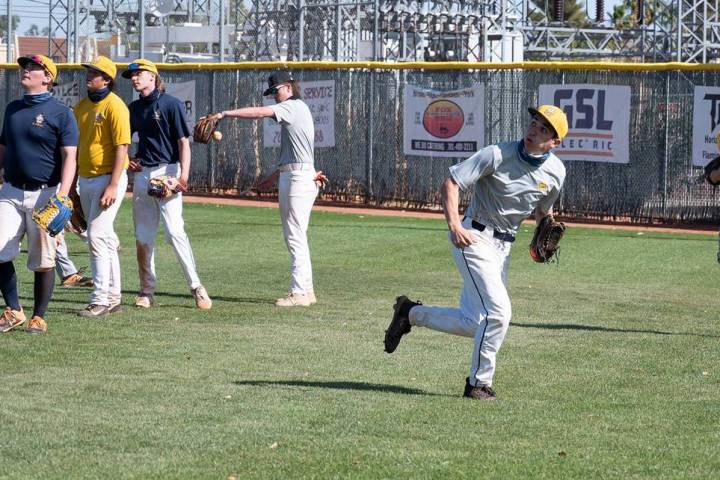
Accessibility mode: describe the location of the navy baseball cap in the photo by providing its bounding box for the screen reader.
[263,70,294,96]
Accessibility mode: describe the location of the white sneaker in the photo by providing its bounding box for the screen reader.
[192,285,212,310]
[275,292,313,307]
[134,295,153,308]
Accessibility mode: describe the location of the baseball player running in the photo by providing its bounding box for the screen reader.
[384,105,568,400]
[73,56,131,316]
[209,70,325,307]
[0,55,79,334]
[122,59,211,310]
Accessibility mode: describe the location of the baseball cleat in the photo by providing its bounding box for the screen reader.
[108,302,123,314]
[0,307,27,333]
[384,295,419,353]
[25,316,47,334]
[78,304,110,317]
[61,271,94,288]
[134,295,153,309]
[192,286,212,310]
[275,292,313,307]
[463,378,497,400]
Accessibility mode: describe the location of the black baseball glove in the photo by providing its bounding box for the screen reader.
[529,215,566,263]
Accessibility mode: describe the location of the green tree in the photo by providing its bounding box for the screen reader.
[0,15,21,38]
[25,24,39,36]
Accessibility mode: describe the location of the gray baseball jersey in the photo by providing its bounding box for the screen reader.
[450,140,566,234]
[268,99,315,166]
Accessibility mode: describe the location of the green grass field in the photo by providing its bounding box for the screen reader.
[1,202,719,479]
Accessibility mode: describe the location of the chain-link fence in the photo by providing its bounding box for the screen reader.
[2,62,719,223]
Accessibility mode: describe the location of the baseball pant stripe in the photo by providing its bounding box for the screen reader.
[461,248,490,385]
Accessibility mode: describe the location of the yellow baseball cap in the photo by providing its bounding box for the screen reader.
[528,105,569,140]
[121,58,158,78]
[18,54,58,84]
[81,56,117,79]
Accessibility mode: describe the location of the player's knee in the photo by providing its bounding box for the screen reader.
[134,228,155,245]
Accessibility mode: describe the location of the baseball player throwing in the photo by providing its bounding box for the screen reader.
[74,56,131,316]
[0,55,79,334]
[209,70,325,307]
[123,59,211,310]
[384,105,568,400]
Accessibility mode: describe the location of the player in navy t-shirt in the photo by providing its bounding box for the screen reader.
[122,59,211,311]
[0,55,79,334]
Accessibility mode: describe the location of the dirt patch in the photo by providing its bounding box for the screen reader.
[181,194,718,236]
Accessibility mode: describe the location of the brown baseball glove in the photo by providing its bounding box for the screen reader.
[529,214,566,263]
[193,114,221,144]
[66,189,86,234]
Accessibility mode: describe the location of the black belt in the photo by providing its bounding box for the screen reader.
[10,181,56,192]
[467,218,516,243]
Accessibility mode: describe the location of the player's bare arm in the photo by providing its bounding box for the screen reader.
[441,176,475,248]
[100,143,129,209]
[216,106,275,120]
[176,137,191,191]
[534,204,553,225]
[58,146,78,197]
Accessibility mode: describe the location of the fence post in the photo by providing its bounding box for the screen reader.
[366,71,375,203]
[209,70,217,192]
[365,0,379,203]
[662,71,670,219]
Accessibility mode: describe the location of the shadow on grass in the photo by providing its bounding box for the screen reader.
[232,379,445,396]
[41,291,273,308]
[514,322,720,338]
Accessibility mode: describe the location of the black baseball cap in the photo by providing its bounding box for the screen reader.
[263,70,294,96]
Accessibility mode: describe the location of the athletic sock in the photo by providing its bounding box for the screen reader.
[400,299,421,318]
[0,261,21,311]
[32,270,55,318]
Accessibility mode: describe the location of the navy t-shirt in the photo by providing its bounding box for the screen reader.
[0,97,79,186]
[129,90,191,167]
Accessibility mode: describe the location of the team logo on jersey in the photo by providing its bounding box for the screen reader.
[94,113,104,124]
[32,114,45,128]
[538,181,549,192]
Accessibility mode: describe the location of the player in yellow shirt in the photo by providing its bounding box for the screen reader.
[73,56,131,317]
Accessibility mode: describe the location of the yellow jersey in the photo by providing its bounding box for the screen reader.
[74,91,131,177]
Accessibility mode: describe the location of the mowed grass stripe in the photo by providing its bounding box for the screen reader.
[0,202,718,479]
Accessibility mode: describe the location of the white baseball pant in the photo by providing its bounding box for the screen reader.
[0,183,59,271]
[132,163,201,296]
[278,168,319,294]
[409,216,512,387]
[79,171,127,306]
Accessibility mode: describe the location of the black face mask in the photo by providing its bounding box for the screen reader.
[141,89,161,103]
[517,139,550,167]
[88,87,111,103]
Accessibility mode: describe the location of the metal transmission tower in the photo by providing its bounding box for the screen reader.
[520,0,653,60]
[43,0,720,63]
[675,0,720,62]
[233,0,526,61]
[48,0,73,61]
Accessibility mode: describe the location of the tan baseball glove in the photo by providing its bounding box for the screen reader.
[148,175,185,199]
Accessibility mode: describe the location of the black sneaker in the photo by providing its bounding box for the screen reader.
[463,377,497,400]
[384,295,420,353]
[78,304,110,318]
[108,302,123,314]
